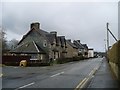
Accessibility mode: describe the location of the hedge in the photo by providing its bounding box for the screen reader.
[56,56,84,64]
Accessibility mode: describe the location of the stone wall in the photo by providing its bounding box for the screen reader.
[108,40,120,79]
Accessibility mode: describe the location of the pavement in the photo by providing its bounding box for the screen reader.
[88,57,118,89]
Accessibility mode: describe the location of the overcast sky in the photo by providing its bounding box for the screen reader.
[2,0,118,52]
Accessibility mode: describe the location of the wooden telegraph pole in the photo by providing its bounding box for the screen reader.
[107,22,109,51]
[106,22,118,51]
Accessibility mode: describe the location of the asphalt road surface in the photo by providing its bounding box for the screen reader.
[2,58,103,89]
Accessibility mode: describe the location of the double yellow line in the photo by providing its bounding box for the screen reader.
[75,67,98,90]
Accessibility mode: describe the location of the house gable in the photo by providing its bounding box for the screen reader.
[66,40,78,58]
[12,41,45,54]
[13,28,50,54]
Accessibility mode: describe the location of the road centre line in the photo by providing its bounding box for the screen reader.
[88,70,94,76]
[75,78,87,89]
[75,67,99,90]
[15,82,35,90]
[88,68,97,76]
[50,72,64,77]
[80,75,94,89]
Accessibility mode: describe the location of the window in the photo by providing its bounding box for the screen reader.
[43,40,47,47]
[30,54,38,60]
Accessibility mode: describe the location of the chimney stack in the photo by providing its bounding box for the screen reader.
[31,22,40,30]
[67,39,71,42]
[50,31,57,37]
[77,40,80,43]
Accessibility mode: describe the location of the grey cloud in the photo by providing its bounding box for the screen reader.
[2,2,118,52]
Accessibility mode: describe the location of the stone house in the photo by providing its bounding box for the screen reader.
[11,22,90,64]
[73,40,88,58]
[56,36,67,59]
[73,40,85,56]
[82,44,89,58]
[65,39,78,58]
[11,22,67,63]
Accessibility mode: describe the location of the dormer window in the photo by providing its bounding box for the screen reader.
[43,40,47,47]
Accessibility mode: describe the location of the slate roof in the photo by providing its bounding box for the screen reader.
[46,34,55,44]
[73,40,85,49]
[66,40,78,49]
[38,29,56,45]
[18,28,55,45]
[12,23,67,54]
[82,44,88,49]
[12,28,55,54]
[12,41,45,54]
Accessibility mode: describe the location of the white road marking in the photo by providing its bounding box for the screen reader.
[15,82,35,90]
[14,67,18,68]
[89,70,94,76]
[41,67,47,68]
[89,67,98,76]
[0,74,3,77]
[50,72,64,77]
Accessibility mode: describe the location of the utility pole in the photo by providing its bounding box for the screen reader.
[106,22,109,51]
[104,39,106,52]
[106,22,118,51]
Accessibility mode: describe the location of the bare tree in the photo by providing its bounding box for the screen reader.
[8,39,19,50]
[2,31,7,50]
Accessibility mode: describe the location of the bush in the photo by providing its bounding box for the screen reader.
[56,58,73,64]
[56,56,85,64]
[73,56,84,61]
[27,62,50,66]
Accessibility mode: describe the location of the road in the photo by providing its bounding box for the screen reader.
[2,58,103,89]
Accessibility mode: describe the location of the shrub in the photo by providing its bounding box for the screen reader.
[56,58,72,64]
[27,62,50,66]
[73,56,84,61]
[56,56,85,64]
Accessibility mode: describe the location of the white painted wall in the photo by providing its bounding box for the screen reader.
[88,49,94,58]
